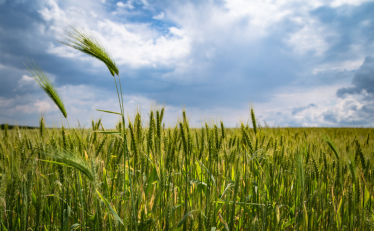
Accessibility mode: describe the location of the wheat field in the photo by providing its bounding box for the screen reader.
[0,113,373,230]
[1,25,373,230]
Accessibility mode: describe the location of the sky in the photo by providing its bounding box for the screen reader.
[0,0,373,128]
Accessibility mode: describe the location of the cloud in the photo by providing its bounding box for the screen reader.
[331,0,374,7]
[261,94,374,127]
[18,75,36,87]
[286,17,332,57]
[38,0,66,21]
[94,20,191,68]
[292,103,317,115]
[0,95,51,117]
[322,96,367,125]
[222,0,319,33]
[153,12,164,20]
[310,3,374,70]
[117,2,125,7]
[1,0,374,127]
[0,65,40,99]
[337,56,374,97]
[261,57,374,127]
[35,0,192,69]
[35,100,54,113]
[117,1,134,9]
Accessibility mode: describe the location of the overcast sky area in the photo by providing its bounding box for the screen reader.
[0,0,373,128]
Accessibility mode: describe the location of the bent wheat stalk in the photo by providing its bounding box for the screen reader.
[60,24,137,230]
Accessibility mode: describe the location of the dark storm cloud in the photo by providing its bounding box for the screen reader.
[322,55,374,126]
[146,18,311,108]
[99,0,309,109]
[147,1,374,110]
[337,56,374,97]
[311,2,374,63]
[1,0,371,103]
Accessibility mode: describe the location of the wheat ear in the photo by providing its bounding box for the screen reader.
[25,61,67,118]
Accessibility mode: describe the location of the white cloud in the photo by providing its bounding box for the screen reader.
[253,84,338,126]
[220,0,370,61]
[47,42,82,58]
[18,75,36,88]
[117,1,134,9]
[290,95,369,126]
[312,59,365,74]
[165,0,332,60]
[35,100,54,113]
[287,18,332,56]
[117,2,125,7]
[255,84,374,126]
[13,105,35,114]
[40,0,191,69]
[90,10,98,18]
[0,98,35,115]
[0,94,58,117]
[0,97,14,108]
[40,0,366,75]
[94,20,191,68]
[331,0,374,7]
[223,0,325,34]
[39,0,66,21]
[20,75,34,82]
[153,12,164,20]
[223,0,292,29]
[38,0,106,30]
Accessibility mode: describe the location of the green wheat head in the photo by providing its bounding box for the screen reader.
[251,108,257,135]
[25,61,67,118]
[60,24,119,77]
[324,136,340,160]
[44,148,95,182]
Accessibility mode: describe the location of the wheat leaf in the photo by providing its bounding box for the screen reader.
[96,189,124,225]
[96,109,123,115]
